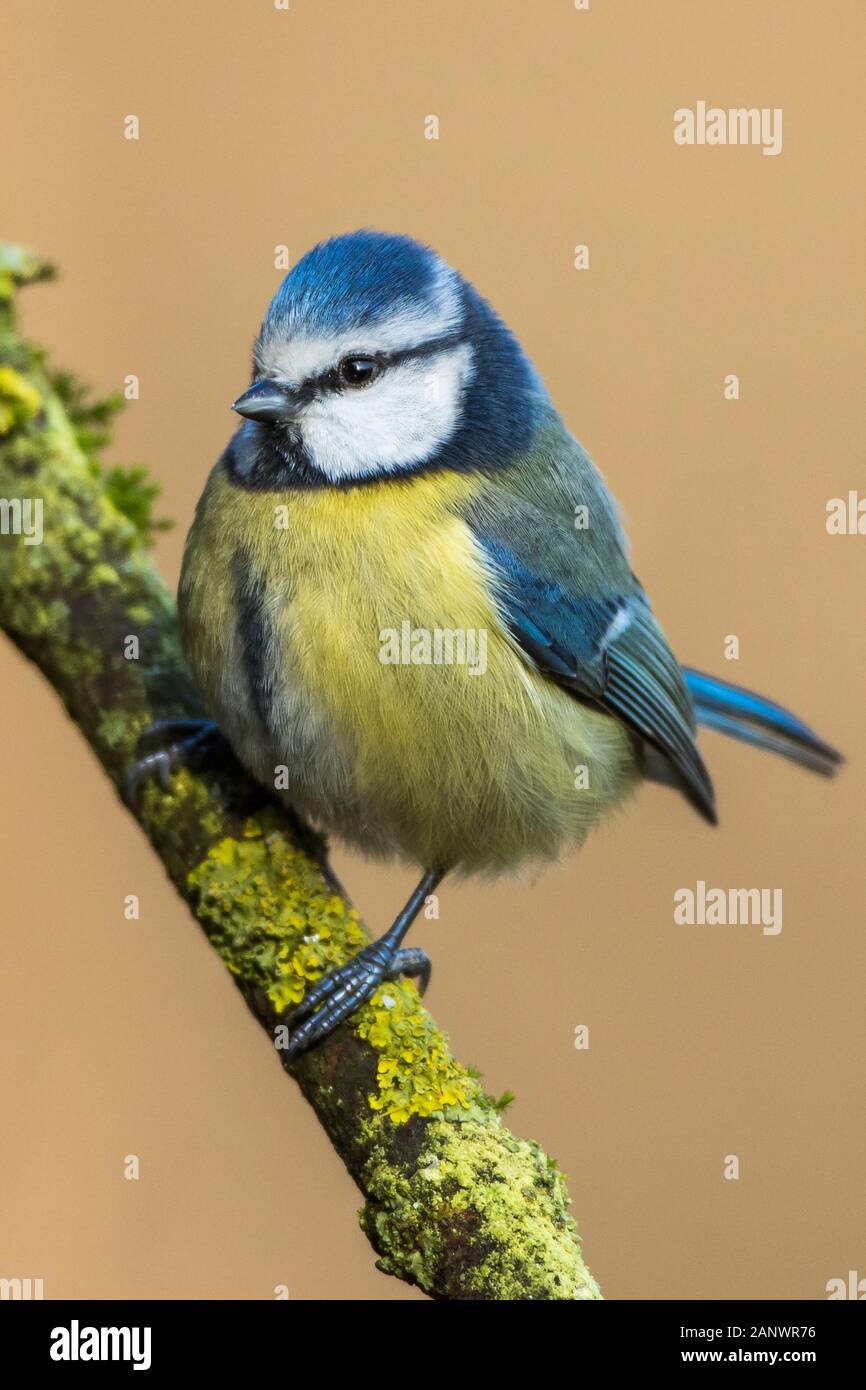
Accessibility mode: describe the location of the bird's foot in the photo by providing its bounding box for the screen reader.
[282,940,431,1061]
[124,719,224,803]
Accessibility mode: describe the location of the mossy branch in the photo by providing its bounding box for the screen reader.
[0,244,601,1301]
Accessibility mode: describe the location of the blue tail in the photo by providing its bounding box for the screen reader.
[683,670,843,777]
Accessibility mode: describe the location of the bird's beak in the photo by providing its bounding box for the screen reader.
[231,379,299,423]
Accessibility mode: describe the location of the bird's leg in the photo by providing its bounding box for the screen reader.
[124,718,226,803]
[283,867,445,1060]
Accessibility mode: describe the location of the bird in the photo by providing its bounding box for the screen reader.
[161,229,842,1058]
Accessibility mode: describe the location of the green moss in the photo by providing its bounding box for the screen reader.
[138,767,227,865]
[128,602,155,626]
[97,708,139,752]
[51,371,122,457]
[0,244,54,307]
[87,562,121,589]
[0,260,167,556]
[0,365,41,434]
[102,464,173,547]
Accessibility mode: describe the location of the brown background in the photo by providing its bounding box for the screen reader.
[2,1,863,1300]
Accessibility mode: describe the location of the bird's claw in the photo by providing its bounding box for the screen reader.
[124,719,223,804]
[282,941,432,1060]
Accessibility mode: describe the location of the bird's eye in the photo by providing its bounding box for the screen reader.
[337,355,382,389]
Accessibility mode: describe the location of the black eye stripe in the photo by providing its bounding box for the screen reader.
[301,329,468,400]
[382,328,467,369]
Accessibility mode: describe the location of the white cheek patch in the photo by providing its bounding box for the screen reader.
[300,343,475,481]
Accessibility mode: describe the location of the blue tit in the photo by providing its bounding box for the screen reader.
[173,230,842,1057]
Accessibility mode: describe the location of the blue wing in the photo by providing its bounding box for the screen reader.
[477,536,718,823]
[465,417,841,820]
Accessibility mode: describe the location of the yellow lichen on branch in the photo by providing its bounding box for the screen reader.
[187,812,484,1125]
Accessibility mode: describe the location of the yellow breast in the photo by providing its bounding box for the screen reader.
[183,464,637,871]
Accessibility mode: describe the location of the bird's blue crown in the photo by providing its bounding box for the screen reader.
[261,230,445,339]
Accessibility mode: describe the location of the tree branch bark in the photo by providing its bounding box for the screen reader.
[0,244,601,1301]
